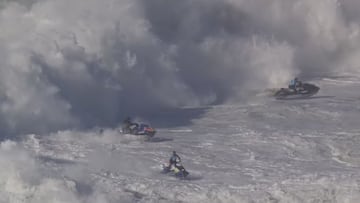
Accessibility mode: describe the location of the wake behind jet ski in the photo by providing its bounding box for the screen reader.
[274,78,320,99]
[121,117,156,137]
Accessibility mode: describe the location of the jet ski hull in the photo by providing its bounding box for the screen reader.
[274,83,320,100]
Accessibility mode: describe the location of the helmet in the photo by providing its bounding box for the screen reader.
[294,77,298,81]
[173,151,176,155]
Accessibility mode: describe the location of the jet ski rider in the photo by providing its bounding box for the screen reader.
[169,151,181,169]
[122,116,138,133]
[289,77,302,92]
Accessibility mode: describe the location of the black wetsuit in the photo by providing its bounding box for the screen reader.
[169,154,181,168]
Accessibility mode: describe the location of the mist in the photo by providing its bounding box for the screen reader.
[0,0,359,134]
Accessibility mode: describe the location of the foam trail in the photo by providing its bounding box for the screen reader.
[0,140,86,203]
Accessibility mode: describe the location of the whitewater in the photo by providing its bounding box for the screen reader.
[0,0,360,202]
[6,76,359,203]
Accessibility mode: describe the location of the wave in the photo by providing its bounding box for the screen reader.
[0,0,359,134]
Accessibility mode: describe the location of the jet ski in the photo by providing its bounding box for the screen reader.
[122,123,156,137]
[161,163,189,179]
[274,83,320,99]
